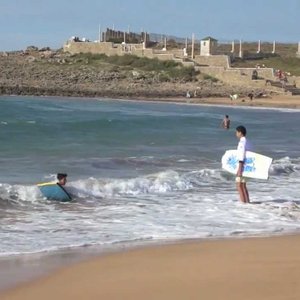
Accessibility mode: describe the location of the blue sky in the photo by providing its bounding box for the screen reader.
[0,0,299,51]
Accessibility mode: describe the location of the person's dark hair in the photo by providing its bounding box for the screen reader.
[236,125,247,136]
[57,173,67,180]
[225,115,229,118]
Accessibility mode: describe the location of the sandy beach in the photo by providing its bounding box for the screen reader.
[1,234,300,300]
[154,94,300,109]
[193,94,300,109]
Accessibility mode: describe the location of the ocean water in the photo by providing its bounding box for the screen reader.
[1,96,300,256]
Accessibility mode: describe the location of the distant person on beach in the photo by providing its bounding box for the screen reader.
[252,70,258,80]
[57,173,68,186]
[221,115,230,129]
[248,91,254,100]
[235,126,250,203]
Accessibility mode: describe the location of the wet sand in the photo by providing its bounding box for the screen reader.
[1,234,300,300]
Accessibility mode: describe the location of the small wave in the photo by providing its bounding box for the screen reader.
[256,200,300,220]
[68,168,224,199]
[69,170,193,198]
[270,156,300,176]
[177,159,191,163]
[2,155,299,206]
[91,156,180,170]
[0,183,41,206]
[0,168,220,205]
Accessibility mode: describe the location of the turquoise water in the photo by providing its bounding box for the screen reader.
[1,96,300,256]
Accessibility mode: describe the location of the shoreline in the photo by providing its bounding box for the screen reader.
[121,94,300,110]
[1,233,300,300]
[2,93,300,110]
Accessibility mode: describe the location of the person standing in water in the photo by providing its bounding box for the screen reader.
[221,115,231,129]
[235,125,250,203]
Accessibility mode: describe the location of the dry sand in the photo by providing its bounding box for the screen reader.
[187,94,300,109]
[1,235,300,300]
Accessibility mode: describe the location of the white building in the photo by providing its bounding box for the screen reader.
[200,36,218,56]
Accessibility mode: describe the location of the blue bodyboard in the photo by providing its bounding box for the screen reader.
[37,182,72,202]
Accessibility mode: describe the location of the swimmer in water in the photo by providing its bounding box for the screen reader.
[221,115,231,129]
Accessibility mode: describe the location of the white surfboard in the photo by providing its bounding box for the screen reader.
[222,150,273,180]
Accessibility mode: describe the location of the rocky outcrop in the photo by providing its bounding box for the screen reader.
[0,51,272,100]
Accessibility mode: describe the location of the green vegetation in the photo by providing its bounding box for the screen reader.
[202,74,219,82]
[232,56,300,76]
[72,53,199,82]
[222,42,300,76]
[75,53,107,62]
[106,54,180,71]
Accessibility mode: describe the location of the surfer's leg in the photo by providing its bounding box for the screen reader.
[242,183,250,203]
[236,177,249,203]
[236,181,247,203]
